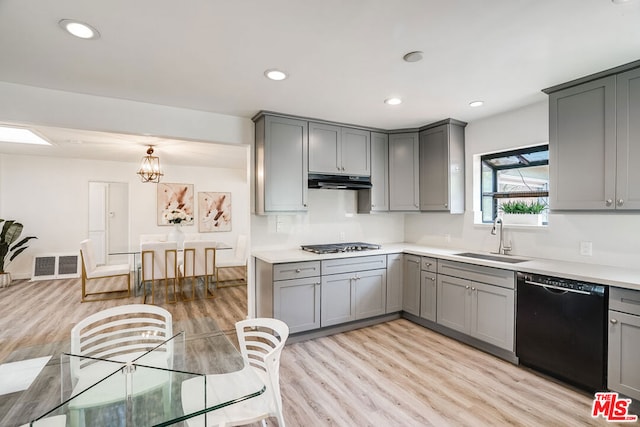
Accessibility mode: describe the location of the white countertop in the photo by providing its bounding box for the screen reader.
[252,243,640,291]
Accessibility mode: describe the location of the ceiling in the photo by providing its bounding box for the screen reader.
[0,0,639,164]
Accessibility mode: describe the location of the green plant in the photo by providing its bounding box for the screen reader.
[499,201,546,214]
[0,219,37,273]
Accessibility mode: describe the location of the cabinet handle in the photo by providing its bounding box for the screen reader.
[424,263,431,267]
[471,287,476,291]
[408,259,420,264]
[606,199,613,206]
[444,203,448,208]
[430,277,436,281]
[465,285,470,289]
[303,204,308,207]
[617,199,624,206]
[295,269,301,273]
[610,318,618,324]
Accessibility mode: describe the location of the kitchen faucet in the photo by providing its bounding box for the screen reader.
[491,217,512,255]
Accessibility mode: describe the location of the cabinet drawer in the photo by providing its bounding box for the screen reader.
[322,255,387,276]
[273,261,320,281]
[437,259,514,289]
[610,287,640,316]
[421,256,437,273]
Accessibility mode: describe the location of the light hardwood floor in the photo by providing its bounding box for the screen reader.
[0,273,627,426]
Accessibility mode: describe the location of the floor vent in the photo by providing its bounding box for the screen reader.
[32,253,80,281]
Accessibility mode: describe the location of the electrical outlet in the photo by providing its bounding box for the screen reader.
[444,234,451,243]
[580,241,593,256]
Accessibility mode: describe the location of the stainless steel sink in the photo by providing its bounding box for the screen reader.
[454,252,528,264]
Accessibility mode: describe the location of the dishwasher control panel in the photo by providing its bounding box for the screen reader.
[518,272,606,296]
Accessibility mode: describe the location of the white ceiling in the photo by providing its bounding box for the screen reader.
[0,0,639,164]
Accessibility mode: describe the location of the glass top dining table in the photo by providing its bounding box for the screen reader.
[18,318,263,427]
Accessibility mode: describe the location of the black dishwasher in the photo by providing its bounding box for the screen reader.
[516,272,608,392]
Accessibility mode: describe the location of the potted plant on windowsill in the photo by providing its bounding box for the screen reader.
[499,201,546,226]
[0,219,37,287]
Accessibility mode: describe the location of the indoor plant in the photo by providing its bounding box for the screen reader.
[499,201,546,225]
[0,219,37,287]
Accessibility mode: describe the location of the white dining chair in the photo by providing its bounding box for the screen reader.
[69,304,173,425]
[180,240,218,300]
[181,317,289,427]
[141,241,178,304]
[79,239,131,302]
[216,235,248,286]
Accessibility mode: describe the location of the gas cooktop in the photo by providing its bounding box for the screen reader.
[300,242,381,254]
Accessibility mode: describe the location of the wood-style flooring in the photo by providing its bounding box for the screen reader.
[0,272,626,426]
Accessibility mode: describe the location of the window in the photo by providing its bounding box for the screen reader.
[481,145,549,223]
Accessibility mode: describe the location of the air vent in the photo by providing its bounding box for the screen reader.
[32,253,80,281]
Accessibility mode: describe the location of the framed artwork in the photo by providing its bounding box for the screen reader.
[157,183,195,225]
[198,192,231,232]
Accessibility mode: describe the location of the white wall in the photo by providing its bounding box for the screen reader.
[405,101,640,269]
[0,154,249,278]
[251,189,404,250]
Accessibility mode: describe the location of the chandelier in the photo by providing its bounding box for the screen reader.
[137,146,163,183]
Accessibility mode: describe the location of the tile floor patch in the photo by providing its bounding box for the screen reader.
[0,355,52,395]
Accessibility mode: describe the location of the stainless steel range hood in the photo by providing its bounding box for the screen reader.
[308,173,372,190]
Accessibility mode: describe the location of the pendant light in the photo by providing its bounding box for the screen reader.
[137,146,163,183]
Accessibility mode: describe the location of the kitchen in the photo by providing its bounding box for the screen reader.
[1,0,640,425]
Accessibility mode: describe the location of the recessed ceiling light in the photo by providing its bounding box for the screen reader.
[469,100,484,107]
[384,97,402,106]
[403,51,424,63]
[0,125,52,145]
[264,69,288,81]
[59,19,100,40]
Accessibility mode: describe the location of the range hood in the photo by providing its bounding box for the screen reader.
[308,173,372,189]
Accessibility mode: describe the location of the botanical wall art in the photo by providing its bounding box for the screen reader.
[198,192,231,232]
[157,183,195,225]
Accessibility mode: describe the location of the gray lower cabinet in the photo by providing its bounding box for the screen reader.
[386,253,403,313]
[389,133,419,211]
[418,120,465,213]
[321,268,387,327]
[608,287,640,400]
[420,271,437,322]
[402,254,421,316]
[254,114,308,213]
[274,277,321,334]
[436,260,515,351]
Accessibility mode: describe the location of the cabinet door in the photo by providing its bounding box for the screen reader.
[549,76,617,210]
[260,116,308,212]
[608,310,640,401]
[321,272,355,326]
[389,133,419,211]
[274,277,321,333]
[616,67,640,210]
[386,253,403,313]
[402,254,421,316]
[370,132,389,211]
[436,275,470,334]
[354,269,387,319]
[341,128,371,176]
[420,271,437,322]
[470,281,514,351]
[309,122,341,174]
[419,125,449,211]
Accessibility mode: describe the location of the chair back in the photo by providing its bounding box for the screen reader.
[235,318,289,411]
[70,304,173,383]
[80,239,97,275]
[182,240,217,278]
[141,241,178,281]
[234,234,248,262]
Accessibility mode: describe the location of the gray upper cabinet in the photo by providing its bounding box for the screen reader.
[419,120,465,213]
[548,64,640,210]
[370,132,389,211]
[549,76,617,210]
[389,133,419,211]
[616,67,640,210]
[309,122,370,176]
[254,114,308,214]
